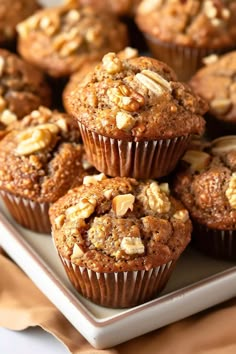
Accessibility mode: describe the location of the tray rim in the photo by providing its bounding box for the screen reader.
[1,211,236,349]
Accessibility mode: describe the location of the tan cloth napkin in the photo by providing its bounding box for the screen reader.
[1,251,236,354]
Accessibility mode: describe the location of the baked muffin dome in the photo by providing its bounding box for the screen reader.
[50,176,191,307]
[17,2,128,77]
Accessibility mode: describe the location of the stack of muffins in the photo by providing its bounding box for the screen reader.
[0,0,235,309]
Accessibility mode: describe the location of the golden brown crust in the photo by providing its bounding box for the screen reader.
[189,51,236,123]
[50,177,191,272]
[17,3,128,77]
[136,0,236,48]
[0,106,95,203]
[174,137,236,229]
[66,54,206,141]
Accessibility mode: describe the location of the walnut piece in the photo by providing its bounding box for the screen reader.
[0,109,17,126]
[15,124,58,155]
[116,111,136,131]
[136,69,172,96]
[118,47,138,60]
[83,173,106,186]
[39,15,60,36]
[103,189,113,200]
[138,0,163,14]
[182,150,211,172]
[66,197,96,220]
[112,194,135,217]
[107,85,145,112]
[211,136,236,155]
[71,243,84,260]
[120,236,144,255]
[172,210,189,223]
[146,182,171,213]
[226,173,236,209]
[202,54,219,66]
[102,53,123,74]
[54,214,65,229]
[210,98,232,115]
[204,1,217,19]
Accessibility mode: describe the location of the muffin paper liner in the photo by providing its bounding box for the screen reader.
[78,122,191,179]
[144,34,235,82]
[60,256,177,308]
[192,222,236,260]
[0,190,50,234]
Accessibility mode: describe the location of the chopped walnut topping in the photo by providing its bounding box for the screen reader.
[182,150,211,172]
[211,136,236,155]
[83,173,106,185]
[66,197,96,220]
[138,0,163,14]
[112,194,135,217]
[146,182,171,213]
[71,243,84,260]
[118,47,138,60]
[210,98,232,115]
[54,214,65,229]
[55,118,68,132]
[103,189,113,200]
[116,111,136,131]
[0,109,17,125]
[82,157,93,170]
[107,85,145,112]
[172,210,189,223]
[66,9,80,23]
[0,57,5,76]
[159,183,170,195]
[102,53,123,74]
[120,236,145,255]
[136,69,171,96]
[15,124,59,155]
[204,1,218,19]
[39,15,60,36]
[226,173,236,209]
[202,54,219,66]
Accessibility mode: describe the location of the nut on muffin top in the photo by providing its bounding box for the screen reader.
[190,51,236,123]
[136,0,236,48]
[174,136,236,229]
[50,176,192,272]
[0,106,92,203]
[17,2,128,77]
[66,54,206,141]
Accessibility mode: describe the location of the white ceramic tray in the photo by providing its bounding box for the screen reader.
[1,204,236,349]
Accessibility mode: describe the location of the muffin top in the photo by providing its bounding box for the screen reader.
[66,54,206,141]
[50,176,191,272]
[78,0,141,16]
[0,106,95,203]
[0,0,40,45]
[17,2,128,77]
[136,0,236,48]
[0,49,51,133]
[174,136,236,229]
[190,51,236,123]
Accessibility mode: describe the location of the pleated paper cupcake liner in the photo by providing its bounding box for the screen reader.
[0,190,50,234]
[78,122,191,179]
[192,222,236,260]
[144,34,235,82]
[59,255,177,308]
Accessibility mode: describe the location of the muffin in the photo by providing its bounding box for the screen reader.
[0,0,40,48]
[16,2,128,78]
[136,0,236,81]
[65,53,206,179]
[189,51,236,138]
[63,47,138,112]
[0,49,51,137]
[49,176,192,308]
[173,136,236,260]
[0,106,95,234]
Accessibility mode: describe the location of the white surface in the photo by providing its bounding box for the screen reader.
[0,327,69,354]
[1,208,236,349]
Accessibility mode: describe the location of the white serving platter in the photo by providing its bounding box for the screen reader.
[1,204,236,349]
